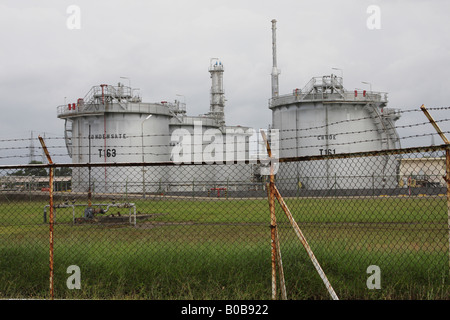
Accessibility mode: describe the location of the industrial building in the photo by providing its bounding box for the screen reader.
[57,19,404,194]
[57,58,254,194]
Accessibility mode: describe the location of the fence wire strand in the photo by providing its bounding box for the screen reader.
[0,143,449,299]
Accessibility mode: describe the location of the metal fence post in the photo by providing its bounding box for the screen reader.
[420,105,450,275]
[447,147,450,275]
[38,136,55,300]
[261,130,338,300]
[273,185,339,300]
[261,130,287,300]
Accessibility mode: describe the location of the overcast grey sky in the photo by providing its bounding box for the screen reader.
[1,0,450,163]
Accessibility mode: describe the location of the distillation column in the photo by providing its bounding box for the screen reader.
[209,58,225,127]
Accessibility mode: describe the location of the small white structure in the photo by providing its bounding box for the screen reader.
[398,157,445,187]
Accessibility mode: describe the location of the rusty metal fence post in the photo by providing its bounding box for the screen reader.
[38,136,55,300]
[420,105,450,274]
[261,130,287,300]
[447,147,450,275]
[261,130,338,300]
[272,185,339,300]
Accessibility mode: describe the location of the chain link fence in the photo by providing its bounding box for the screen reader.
[0,145,449,299]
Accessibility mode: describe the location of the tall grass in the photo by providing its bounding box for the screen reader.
[0,196,448,299]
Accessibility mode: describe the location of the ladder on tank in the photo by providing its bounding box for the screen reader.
[364,102,400,150]
[64,119,73,158]
[364,102,401,188]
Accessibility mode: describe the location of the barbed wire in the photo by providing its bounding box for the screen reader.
[1,106,449,163]
[2,116,448,151]
[0,135,444,161]
[2,106,449,144]
[0,132,448,161]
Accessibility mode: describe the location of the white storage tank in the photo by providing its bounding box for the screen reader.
[268,20,401,191]
[57,59,255,195]
[270,76,401,190]
[58,83,172,193]
[168,116,253,192]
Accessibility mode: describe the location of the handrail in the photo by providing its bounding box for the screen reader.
[269,90,388,108]
[57,101,174,117]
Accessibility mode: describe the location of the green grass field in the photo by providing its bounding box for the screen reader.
[0,195,449,299]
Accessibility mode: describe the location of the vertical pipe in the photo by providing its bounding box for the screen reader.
[104,114,107,190]
[101,84,106,105]
[141,114,152,198]
[142,124,145,198]
[372,173,375,197]
[325,105,330,188]
[88,125,92,207]
[43,206,47,223]
[271,19,280,98]
[226,178,229,200]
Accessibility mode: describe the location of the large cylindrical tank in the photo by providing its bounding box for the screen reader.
[58,87,173,194]
[168,117,219,192]
[167,117,253,193]
[270,75,401,191]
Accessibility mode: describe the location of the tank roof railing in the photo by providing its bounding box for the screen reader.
[269,88,388,108]
[57,100,174,118]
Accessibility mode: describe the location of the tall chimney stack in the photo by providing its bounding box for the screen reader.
[271,19,280,98]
